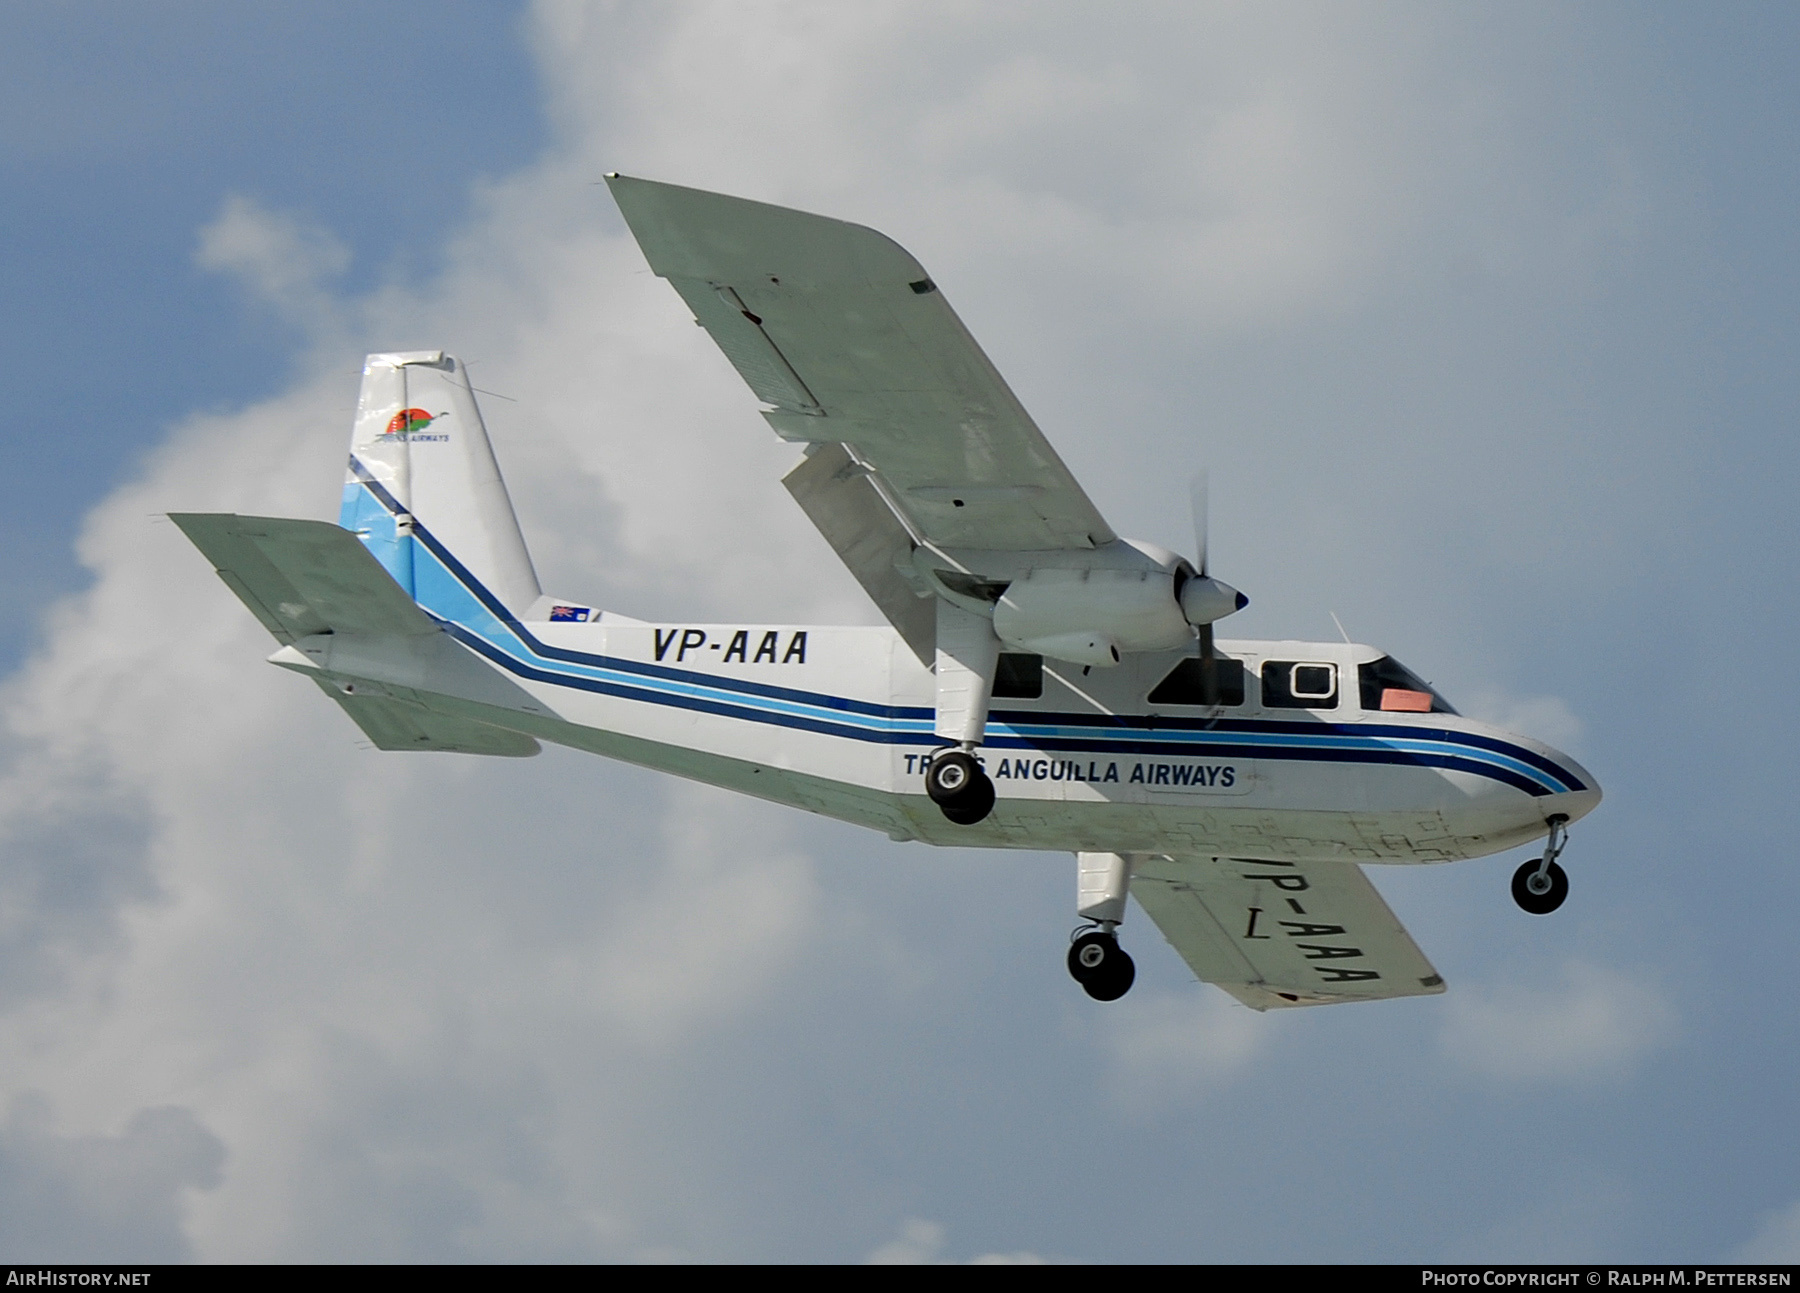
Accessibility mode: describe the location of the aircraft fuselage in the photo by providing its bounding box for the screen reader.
[272,546,1598,867]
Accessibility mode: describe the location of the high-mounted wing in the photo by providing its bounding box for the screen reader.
[607,175,1117,557]
[1130,856,1445,1010]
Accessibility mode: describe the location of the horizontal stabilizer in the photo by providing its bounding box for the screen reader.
[312,680,538,756]
[782,443,935,664]
[1131,856,1445,1010]
[172,513,438,642]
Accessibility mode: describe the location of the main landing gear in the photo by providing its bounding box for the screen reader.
[925,749,996,825]
[1511,814,1571,915]
[1068,851,1136,1000]
[928,600,999,826]
[1068,927,1136,1001]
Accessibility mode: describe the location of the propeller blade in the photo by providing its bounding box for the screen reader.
[1190,470,1209,576]
[1180,466,1247,635]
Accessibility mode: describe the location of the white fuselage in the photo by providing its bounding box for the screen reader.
[278,505,1599,865]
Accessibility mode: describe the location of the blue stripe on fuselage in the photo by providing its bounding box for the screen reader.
[341,462,1585,797]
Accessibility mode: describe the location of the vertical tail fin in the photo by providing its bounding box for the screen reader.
[339,351,541,619]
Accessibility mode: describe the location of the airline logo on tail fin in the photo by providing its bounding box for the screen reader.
[382,408,450,441]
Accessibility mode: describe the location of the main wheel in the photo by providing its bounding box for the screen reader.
[939,776,995,824]
[1067,931,1136,1001]
[1511,857,1568,915]
[925,751,996,824]
[925,751,979,803]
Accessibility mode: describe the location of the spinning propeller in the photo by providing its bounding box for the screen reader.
[1177,471,1248,702]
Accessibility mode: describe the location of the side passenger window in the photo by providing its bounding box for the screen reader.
[1148,656,1245,706]
[1261,661,1338,709]
[992,653,1043,699]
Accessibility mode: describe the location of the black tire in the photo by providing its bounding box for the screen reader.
[1067,932,1135,1000]
[1511,857,1568,915]
[925,751,979,803]
[939,775,996,824]
[925,751,995,824]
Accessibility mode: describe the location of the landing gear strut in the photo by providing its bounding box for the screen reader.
[1068,927,1136,1001]
[925,749,996,825]
[1511,814,1570,915]
[928,599,999,825]
[1068,852,1137,999]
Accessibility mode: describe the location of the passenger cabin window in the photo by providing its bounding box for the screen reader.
[1261,661,1339,709]
[1357,656,1456,714]
[1148,656,1245,706]
[992,653,1043,699]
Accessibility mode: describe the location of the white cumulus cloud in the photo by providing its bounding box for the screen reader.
[1096,989,1273,1114]
[0,0,1665,1261]
[1439,962,1676,1081]
[195,195,351,321]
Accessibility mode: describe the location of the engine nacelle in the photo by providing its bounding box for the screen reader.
[1003,632,1121,668]
[992,568,1194,665]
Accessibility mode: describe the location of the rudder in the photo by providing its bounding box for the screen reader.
[339,351,541,618]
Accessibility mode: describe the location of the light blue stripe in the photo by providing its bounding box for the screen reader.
[366,497,1570,795]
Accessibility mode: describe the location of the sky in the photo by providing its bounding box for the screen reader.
[1,0,1798,1264]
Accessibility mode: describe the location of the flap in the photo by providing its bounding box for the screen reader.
[1130,856,1446,1010]
[781,444,936,664]
[607,175,1116,553]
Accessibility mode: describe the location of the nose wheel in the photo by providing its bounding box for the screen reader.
[1068,928,1136,1001]
[1511,815,1571,915]
[925,749,996,825]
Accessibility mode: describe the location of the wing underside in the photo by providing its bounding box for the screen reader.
[1130,856,1445,1010]
[607,175,1116,558]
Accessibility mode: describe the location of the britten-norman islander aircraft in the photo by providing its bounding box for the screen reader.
[174,177,1600,1009]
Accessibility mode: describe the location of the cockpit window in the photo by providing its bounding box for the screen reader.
[1261,661,1339,709]
[1148,655,1245,706]
[1357,656,1457,714]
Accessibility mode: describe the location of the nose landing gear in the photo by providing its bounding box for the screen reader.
[1511,814,1571,915]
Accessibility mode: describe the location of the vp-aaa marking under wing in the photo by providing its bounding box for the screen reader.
[1131,856,1445,1010]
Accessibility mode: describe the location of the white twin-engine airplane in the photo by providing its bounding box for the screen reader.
[174,176,1599,1010]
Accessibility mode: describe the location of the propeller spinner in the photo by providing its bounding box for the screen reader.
[1176,471,1248,627]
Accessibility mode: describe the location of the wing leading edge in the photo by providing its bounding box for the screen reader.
[606,175,1117,565]
[1130,856,1446,1010]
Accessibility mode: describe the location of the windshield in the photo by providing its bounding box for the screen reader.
[1358,657,1457,714]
